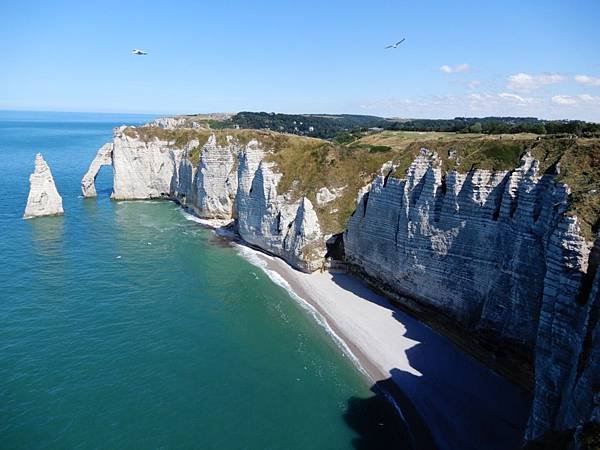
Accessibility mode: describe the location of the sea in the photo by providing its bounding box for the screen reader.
[0,110,406,449]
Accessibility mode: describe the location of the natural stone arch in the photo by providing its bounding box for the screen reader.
[81,143,113,197]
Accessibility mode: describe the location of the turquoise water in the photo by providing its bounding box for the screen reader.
[0,111,405,449]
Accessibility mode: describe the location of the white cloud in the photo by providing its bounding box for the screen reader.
[551,95,577,106]
[498,92,530,103]
[358,92,599,122]
[440,64,471,74]
[507,73,565,92]
[575,75,600,86]
[468,80,481,89]
[551,94,600,106]
[578,94,600,103]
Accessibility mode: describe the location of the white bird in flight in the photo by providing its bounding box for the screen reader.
[132,49,148,55]
[385,38,405,49]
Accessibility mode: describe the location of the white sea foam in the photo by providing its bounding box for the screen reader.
[116,200,162,204]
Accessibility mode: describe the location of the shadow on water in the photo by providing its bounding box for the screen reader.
[332,272,530,450]
[96,187,114,196]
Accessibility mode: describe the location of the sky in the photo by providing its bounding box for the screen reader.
[1,0,600,121]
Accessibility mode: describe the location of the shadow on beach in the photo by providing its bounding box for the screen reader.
[333,272,530,450]
[343,370,437,450]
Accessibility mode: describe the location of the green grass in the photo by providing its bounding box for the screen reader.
[369,145,393,153]
[265,138,394,234]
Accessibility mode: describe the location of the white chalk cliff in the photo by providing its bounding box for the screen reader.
[111,126,185,200]
[24,153,64,219]
[84,125,599,445]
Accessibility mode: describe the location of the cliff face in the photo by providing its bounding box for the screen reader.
[235,143,324,271]
[111,127,184,200]
[526,233,600,441]
[344,148,599,441]
[96,127,325,271]
[193,135,238,219]
[24,153,64,219]
[345,149,576,349]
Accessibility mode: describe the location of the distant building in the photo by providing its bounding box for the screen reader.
[368,127,384,131]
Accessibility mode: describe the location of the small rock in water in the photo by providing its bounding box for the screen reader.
[116,255,122,259]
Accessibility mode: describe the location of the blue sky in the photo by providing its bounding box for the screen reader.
[1,0,599,120]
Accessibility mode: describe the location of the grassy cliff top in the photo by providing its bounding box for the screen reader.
[122,126,599,240]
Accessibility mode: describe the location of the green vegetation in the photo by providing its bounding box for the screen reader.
[163,112,600,141]
[368,145,393,153]
[387,116,600,136]
[123,126,213,148]
[264,137,394,234]
[200,112,389,139]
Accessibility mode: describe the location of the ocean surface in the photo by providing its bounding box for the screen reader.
[0,111,405,449]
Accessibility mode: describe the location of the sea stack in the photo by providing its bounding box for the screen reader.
[23,153,64,219]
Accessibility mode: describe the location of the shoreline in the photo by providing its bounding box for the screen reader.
[181,208,530,450]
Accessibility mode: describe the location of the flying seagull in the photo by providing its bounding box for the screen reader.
[132,49,148,55]
[385,38,405,49]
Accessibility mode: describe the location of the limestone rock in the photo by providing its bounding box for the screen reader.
[236,158,325,271]
[526,229,600,441]
[23,153,64,219]
[315,186,346,206]
[146,116,189,129]
[111,126,184,200]
[81,143,113,197]
[171,140,198,206]
[193,135,238,219]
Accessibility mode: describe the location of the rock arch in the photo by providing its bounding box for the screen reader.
[81,143,113,197]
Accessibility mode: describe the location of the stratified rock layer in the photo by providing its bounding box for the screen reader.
[526,228,600,441]
[193,135,238,219]
[344,149,599,441]
[23,153,64,219]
